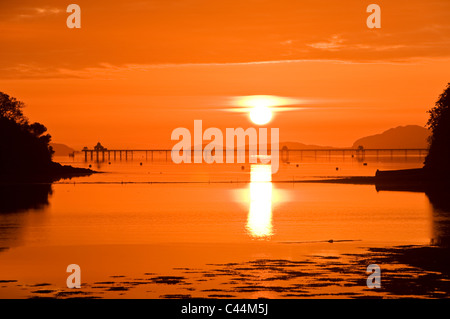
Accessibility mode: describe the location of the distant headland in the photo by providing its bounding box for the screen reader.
[313,83,450,191]
[376,83,450,189]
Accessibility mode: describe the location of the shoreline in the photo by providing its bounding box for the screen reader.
[290,168,450,193]
[0,162,96,183]
[0,241,447,299]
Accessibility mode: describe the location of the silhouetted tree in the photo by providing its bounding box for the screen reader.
[424,83,450,175]
[0,92,26,125]
[0,92,54,177]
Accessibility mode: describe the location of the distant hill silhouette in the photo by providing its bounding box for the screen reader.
[50,143,75,156]
[187,127,427,151]
[187,141,335,151]
[352,125,430,149]
[280,141,335,150]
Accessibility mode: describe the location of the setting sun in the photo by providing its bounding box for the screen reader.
[230,95,304,125]
[238,95,284,125]
[250,105,273,125]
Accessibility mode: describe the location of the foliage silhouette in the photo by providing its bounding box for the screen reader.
[0,92,92,181]
[424,83,450,176]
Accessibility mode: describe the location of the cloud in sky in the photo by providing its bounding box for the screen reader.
[307,35,345,51]
[0,0,449,79]
[18,7,62,19]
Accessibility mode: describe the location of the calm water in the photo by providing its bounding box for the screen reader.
[1,154,449,298]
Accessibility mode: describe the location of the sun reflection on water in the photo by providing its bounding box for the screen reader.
[246,164,273,239]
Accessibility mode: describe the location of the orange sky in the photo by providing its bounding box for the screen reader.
[1,0,449,149]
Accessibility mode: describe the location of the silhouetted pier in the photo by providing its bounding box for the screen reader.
[81,148,429,162]
[279,148,428,162]
[82,149,172,161]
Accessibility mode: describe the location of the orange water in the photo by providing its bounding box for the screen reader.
[0,155,438,298]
